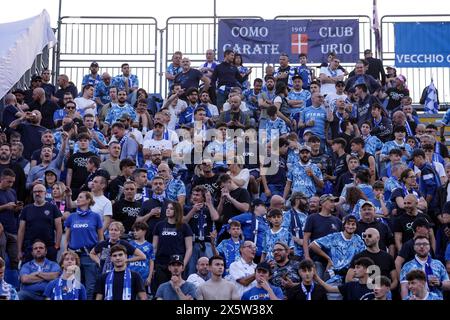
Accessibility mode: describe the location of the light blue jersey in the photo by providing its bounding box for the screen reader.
[301,105,328,139]
[104,104,137,125]
[287,161,323,198]
[262,227,294,261]
[216,238,243,274]
[264,117,288,142]
[113,74,139,92]
[381,140,412,162]
[282,209,307,257]
[314,232,365,282]
[205,139,235,168]
[363,135,384,156]
[400,255,449,299]
[165,178,186,201]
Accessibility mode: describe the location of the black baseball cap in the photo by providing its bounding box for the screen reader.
[256,262,272,274]
[169,254,184,265]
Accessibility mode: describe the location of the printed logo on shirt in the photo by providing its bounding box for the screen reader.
[44,210,50,216]
[73,157,89,167]
[162,230,178,236]
[73,223,89,228]
[122,206,141,217]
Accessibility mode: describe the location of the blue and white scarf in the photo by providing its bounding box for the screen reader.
[152,191,166,203]
[53,276,82,300]
[105,268,132,300]
[301,282,315,301]
[77,209,90,217]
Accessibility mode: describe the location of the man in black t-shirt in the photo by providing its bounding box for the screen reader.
[316,257,375,300]
[393,194,434,252]
[286,259,327,300]
[347,228,397,291]
[191,159,220,204]
[112,181,141,234]
[108,158,136,202]
[174,57,210,92]
[17,183,62,262]
[0,143,26,201]
[66,133,96,200]
[216,174,251,224]
[95,244,146,300]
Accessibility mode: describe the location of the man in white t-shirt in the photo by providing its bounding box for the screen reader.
[143,121,173,159]
[74,84,97,117]
[143,112,179,148]
[186,257,210,289]
[229,241,257,298]
[90,175,113,230]
[325,80,348,112]
[163,83,188,130]
[319,58,345,97]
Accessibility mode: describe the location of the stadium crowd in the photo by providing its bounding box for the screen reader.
[0,48,449,301]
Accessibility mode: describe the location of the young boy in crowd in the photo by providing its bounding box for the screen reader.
[129,221,155,297]
[261,209,294,262]
[211,221,243,275]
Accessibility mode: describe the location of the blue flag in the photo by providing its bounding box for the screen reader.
[424,80,439,114]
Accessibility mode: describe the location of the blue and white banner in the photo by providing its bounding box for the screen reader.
[218,19,359,63]
[395,22,450,67]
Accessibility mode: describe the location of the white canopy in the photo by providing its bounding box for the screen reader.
[0,10,56,98]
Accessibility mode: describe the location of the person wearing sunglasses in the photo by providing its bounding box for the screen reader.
[347,227,398,294]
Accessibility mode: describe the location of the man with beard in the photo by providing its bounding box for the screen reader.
[186,256,210,289]
[183,186,219,275]
[346,228,398,291]
[30,130,57,169]
[174,57,210,92]
[17,184,62,262]
[103,89,137,135]
[26,133,68,190]
[143,149,162,182]
[138,176,170,241]
[191,159,220,204]
[0,143,26,201]
[111,122,138,161]
[100,141,121,180]
[9,110,46,160]
[356,201,395,254]
[133,168,152,204]
[269,241,301,296]
[258,76,276,129]
[108,158,136,202]
[283,145,323,199]
[112,181,142,234]
[66,133,97,200]
[353,83,382,126]
[400,235,450,299]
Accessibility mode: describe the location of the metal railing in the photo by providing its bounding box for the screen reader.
[56,16,159,94]
[381,15,450,108]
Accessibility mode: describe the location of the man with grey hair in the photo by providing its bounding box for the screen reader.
[229,240,257,297]
[186,256,210,288]
[10,142,30,175]
[30,87,59,129]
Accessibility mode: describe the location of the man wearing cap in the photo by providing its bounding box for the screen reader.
[347,228,398,291]
[82,61,101,88]
[241,261,284,300]
[283,144,323,200]
[324,80,348,112]
[303,194,342,278]
[24,75,43,105]
[231,199,269,263]
[363,49,386,85]
[155,254,197,300]
[310,215,365,292]
[356,201,395,254]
